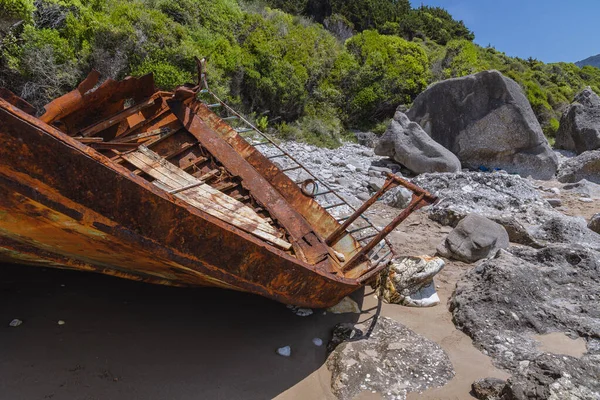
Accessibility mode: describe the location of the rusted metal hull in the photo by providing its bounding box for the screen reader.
[0,66,437,308]
[0,99,360,308]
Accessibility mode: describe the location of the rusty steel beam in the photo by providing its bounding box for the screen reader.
[326,177,398,246]
[0,88,35,115]
[343,194,428,272]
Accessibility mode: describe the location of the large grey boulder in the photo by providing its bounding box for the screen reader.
[375,111,461,174]
[557,150,600,184]
[556,87,600,154]
[437,214,509,263]
[451,245,600,398]
[327,317,454,400]
[407,70,558,180]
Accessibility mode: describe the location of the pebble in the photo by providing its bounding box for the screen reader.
[312,338,323,347]
[58,320,65,325]
[286,305,313,317]
[277,346,291,357]
[9,319,22,327]
[579,198,593,203]
[546,198,562,207]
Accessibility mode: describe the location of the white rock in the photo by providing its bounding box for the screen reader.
[286,305,313,317]
[327,296,361,314]
[9,319,22,327]
[277,346,291,357]
[401,282,441,308]
[58,320,66,325]
[312,338,323,346]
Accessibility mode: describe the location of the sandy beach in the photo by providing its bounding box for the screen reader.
[1,198,595,400]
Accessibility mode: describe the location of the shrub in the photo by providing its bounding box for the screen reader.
[131,58,192,89]
[327,30,429,126]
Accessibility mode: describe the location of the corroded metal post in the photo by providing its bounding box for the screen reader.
[325,177,398,246]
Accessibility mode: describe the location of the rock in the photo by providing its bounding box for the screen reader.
[312,338,323,347]
[327,296,360,314]
[451,246,600,397]
[374,256,445,307]
[277,346,291,357]
[357,192,370,202]
[9,319,22,327]
[562,179,600,198]
[381,186,413,209]
[471,377,506,400]
[368,177,386,192]
[326,317,454,400]
[588,213,600,234]
[502,353,600,400]
[556,87,600,154]
[546,198,562,208]
[369,165,393,175]
[413,172,600,250]
[407,70,558,180]
[531,215,600,251]
[557,150,600,184]
[354,131,379,148]
[258,141,391,207]
[286,305,313,317]
[58,320,65,325]
[375,111,461,174]
[437,214,509,263]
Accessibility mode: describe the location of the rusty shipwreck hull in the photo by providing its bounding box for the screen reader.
[0,68,436,308]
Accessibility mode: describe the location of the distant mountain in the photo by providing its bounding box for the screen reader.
[576,54,600,68]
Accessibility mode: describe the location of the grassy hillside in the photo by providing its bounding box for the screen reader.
[1,0,599,146]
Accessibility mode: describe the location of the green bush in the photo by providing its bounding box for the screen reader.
[325,30,429,127]
[238,9,340,121]
[131,58,192,89]
[0,0,35,25]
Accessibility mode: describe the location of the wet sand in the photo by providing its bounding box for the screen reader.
[533,332,587,359]
[0,264,360,400]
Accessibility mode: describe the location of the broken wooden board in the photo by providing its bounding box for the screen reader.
[122,146,291,250]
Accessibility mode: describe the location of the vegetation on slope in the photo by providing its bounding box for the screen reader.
[1,0,599,147]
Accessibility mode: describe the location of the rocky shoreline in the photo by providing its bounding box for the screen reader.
[261,70,600,400]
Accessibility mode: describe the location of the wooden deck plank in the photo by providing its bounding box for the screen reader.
[176,190,291,251]
[151,180,277,234]
[123,147,278,233]
[132,147,269,224]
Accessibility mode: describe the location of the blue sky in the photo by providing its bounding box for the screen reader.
[416,0,599,63]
